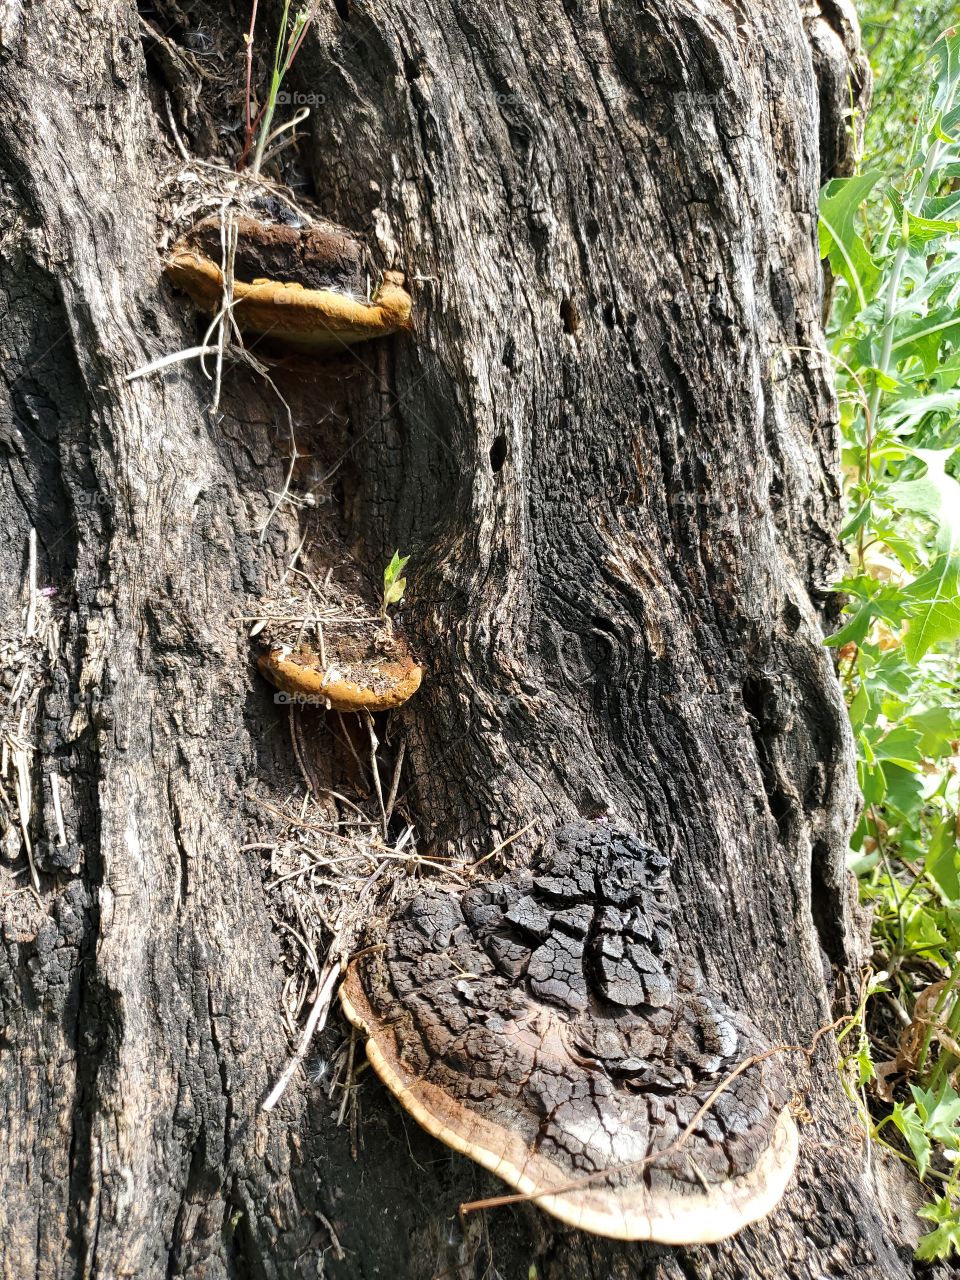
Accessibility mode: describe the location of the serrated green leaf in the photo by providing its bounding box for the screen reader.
[892,1101,932,1179]
[902,557,960,661]
[902,904,948,957]
[819,173,884,309]
[933,31,960,114]
[890,308,960,373]
[849,680,870,730]
[382,551,410,613]
[881,762,925,816]
[907,706,960,757]
[840,501,873,542]
[903,450,960,552]
[858,759,886,809]
[890,188,960,248]
[911,1083,960,1147]
[866,724,924,768]
[855,1031,875,1086]
[882,391,960,433]
[921,191,960,221]
[881,450,960,659]
[927,823,960,901]
[826,603,877,648]
[916,1196,960,1263]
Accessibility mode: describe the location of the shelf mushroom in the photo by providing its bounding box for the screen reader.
[339,821,799,1242]
[259,644,423,713]
[165,214,412,351]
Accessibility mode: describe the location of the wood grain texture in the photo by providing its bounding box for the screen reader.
[0,2,941,1278]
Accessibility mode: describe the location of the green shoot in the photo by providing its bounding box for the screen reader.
[382,552,409,623]
[242,2,318,177]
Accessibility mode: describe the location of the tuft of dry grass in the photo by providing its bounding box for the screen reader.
[242,536,385,661]
[251,770,470,1113]
[0,530,64,894]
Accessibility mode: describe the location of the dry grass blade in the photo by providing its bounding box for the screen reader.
[263,962,341,1112]
[1,531,64,895]
[253,723,457,1111]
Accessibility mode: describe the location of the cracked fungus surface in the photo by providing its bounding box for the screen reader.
[340,821,798,1242]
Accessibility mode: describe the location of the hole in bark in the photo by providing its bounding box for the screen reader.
[489,435,508,472]
[602,301,616,328]
[333,0,350,21]
[742,676,793,837]
[810,838,844,967]
[560,297,580,335]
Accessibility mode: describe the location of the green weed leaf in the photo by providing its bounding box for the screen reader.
[892,1102,932,1179]
[911,1083,960,1148]
[901,557,960,661]
[383,551,410,612]
[818,173,883,309]
[917,1197,960,1262]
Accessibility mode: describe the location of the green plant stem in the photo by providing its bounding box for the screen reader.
[867,137,946,426]
[867,50,960,426]
[240,0,260,168]
[917,961,960,1084]
[871,804,907,952]
[926,959,960,1091]
[871,1121,954,1185]
[251,0,291,177]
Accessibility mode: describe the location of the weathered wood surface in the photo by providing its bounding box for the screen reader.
[0,2,938,1277]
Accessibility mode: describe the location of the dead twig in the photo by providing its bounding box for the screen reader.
[471,818,540,870]
[262,962,340,1112]
[384,739,406,827]
[337,1024,358,1127]
[363,711,389,839]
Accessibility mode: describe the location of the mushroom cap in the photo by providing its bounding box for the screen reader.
[258,646,422,713]
[339,821,799,1243]
[163,215,411,350]
[165,251,412,350]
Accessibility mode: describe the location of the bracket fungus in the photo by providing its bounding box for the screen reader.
[165,214,412,351]
[259,643,422,713]
[340,822,798,1242]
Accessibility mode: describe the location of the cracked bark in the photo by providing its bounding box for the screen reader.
[0,2,939,1279]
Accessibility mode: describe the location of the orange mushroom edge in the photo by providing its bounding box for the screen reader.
[258,645,423,713]
[163,214,413,351]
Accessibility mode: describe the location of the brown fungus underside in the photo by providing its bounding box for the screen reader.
[258,644,423,713]
[340,822,798,1243]
[164,213,413,350]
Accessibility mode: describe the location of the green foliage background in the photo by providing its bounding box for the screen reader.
[820,2,960,1259]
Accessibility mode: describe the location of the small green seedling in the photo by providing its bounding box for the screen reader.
[242,2,319,176]
[382,551,410,623]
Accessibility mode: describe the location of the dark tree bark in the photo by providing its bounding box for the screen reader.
[0,2,936,1278]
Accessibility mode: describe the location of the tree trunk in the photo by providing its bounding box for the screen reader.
[0,1,936,1277]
